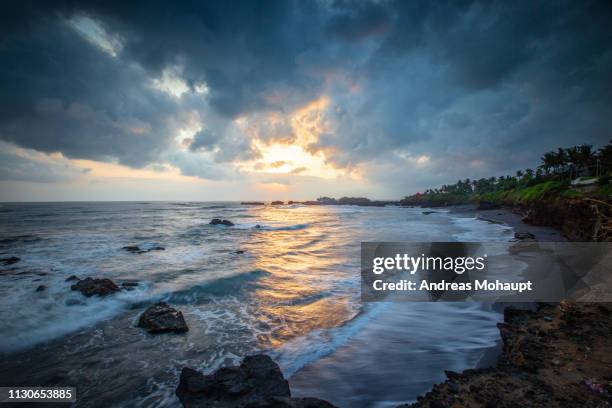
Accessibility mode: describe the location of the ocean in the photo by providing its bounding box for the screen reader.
[0,202,514,407]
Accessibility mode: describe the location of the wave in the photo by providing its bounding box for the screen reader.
[273,302,389,377]
[164,269,270,304]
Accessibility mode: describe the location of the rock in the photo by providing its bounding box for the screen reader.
[514,231,536,240]
[71,277,120,297]
[271,201,285,205]
[122,245,143,253]
[138,302,188,333]
[477,201,501,210]
[36,285,47,292]
[1,256,20,265]
[235,250,245,254]
[210,218,235,227]
[121,282,139,291]
[176,355,336,408]
[123,245,164,253]
[65,275,79,282]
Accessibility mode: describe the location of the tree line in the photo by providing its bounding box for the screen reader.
[419,141,611,197]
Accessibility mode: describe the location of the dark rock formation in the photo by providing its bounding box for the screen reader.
[65,275,79,282]
[210,219,235,227]
[138,302,188,333]
[176,355,336,408]
[122,245,142,253]
[71,277,120,297]
[271,201,285,205]
[121,282,139,291]
[1,256,20,265]
[521,197,610,241]
[123,245,165,254]
[514,231,535,240]
[235,250,245,254]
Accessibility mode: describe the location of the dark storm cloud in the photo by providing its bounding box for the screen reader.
[0,0,611,188]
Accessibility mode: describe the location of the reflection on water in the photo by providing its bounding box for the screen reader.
[0,202,514,407]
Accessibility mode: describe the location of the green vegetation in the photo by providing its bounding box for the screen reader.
[401,141,612,207]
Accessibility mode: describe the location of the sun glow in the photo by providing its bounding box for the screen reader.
[239,96,348,179]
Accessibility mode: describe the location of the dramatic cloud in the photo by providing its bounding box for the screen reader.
[1,0,611,200]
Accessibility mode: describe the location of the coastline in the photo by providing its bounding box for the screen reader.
[447,203,567,242]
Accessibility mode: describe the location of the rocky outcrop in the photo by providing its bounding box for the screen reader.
[1,256,20,265]
[176,355,336,408]
[138,302,188,333]
[400,303,612,408]
[210,219,235,227]
[271,201,285,205]
[71,277,120,297]
[522,198,611,241]
[514,231,535,240]
[122,245,165,254]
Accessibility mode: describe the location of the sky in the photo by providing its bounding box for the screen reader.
[1,0,611,201]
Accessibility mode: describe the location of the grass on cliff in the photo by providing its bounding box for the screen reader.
[478,181,569,205]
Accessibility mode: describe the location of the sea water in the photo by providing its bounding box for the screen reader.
[0,202,514,407]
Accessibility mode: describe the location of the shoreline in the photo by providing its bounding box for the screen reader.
[447,203,567,242]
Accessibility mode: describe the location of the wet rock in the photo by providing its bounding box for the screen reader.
[271,201,285,205]
[514,231,536,240]
[235,250,245,254]
[121,282,139,291]
[71,277,120,297]
[1,256,20,265]
[36,285,47,292]
[123,245,164,253]
[176,355,337,408]
[210,218,235,227]
[65,275,79,282]
[138,302,188,333]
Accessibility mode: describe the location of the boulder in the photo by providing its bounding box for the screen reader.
[71,277,120,297]
[210,219,235,227]
[271,201,285,205]
[138,302,188,333]
[123,245,145,253]
[123,245,165,253]
[121,282,139,291]
[1,256,20,265]
[176,355,335,408]
[514,231,536,240]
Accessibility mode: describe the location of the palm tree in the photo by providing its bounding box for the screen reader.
[540,152,556,175]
